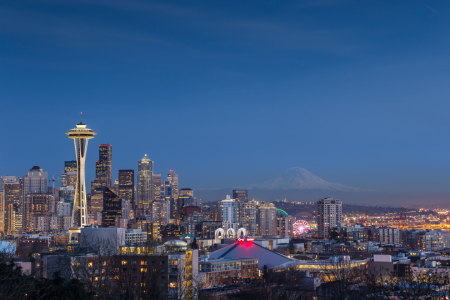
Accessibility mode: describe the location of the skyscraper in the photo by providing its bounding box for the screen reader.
[3,181,20,235]
[24,193,51,232]
[258,202,277,236]
[66,116,97,227]
[167,170,179,200]
[64,161,77,172]
[179,188,194,197]
[137,154,153,212]
[239,201,257,235]
[97,144,112,187]
[118,170,135,207]
[233,190,248,202]
[153,174,161,199]
[62,160,77,189]
[217,195,240,224]
[317,197,342,239]
[151,199,170,226]
[102,188,121,227]
[23,166,48,196]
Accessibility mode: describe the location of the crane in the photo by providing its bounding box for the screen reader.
[49,175,62,196]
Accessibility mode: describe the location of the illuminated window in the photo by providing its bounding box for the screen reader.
[141,268,147,272]
[169,282,178,288]
[141,261,145,265]
[122,261,127,265]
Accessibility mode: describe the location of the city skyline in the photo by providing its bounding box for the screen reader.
[2,1,450,205]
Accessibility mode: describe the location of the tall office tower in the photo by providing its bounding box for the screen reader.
[102,188,121,227]
[1,176,19,189]
[258,202,277,236]
[217,195,240,224]
[66,116,97,227]
[118,170,135,206]
[317,197,342,239]
[167,170,179,200]
[151,199,170,226]
[13,203,23,234]
[62,160,77,188]
[90,187,104,214]
[137,154,153,212]
[153,174,161,199]
[23,166,48,196]
[96,144,112,187]
[3,181,20,235]
[65,160,77,172]
[19,178,23,204]
[233,190,248,202]
[239,201,257,235]
[179,188,194,197]
[160,180,175,220]
[161,180,172,198]
[24,193,51,232]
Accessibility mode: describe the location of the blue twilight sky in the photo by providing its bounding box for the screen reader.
[1,0,450,203]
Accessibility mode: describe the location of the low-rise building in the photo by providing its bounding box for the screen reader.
[199,258,258,287]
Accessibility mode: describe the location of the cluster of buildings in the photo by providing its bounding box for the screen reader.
[3,118,450,299]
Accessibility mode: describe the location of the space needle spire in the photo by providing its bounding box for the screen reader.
[65,114,97,228]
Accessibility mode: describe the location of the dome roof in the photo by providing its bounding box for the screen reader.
[141,154,151,161]
[163,240,187,247]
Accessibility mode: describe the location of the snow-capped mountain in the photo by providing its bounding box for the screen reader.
[248,167,359,191]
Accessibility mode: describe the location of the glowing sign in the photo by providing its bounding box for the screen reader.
[293,220,311,236]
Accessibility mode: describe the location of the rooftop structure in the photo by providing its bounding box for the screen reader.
[207,239,293,270]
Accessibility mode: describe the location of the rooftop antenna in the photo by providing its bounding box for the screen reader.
[80,112,83,123]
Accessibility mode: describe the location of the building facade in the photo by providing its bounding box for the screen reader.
[258,202,277,236]
[118,169,135,208]
[317,197,342,239]
[239,201,257,236]
[102,188,121,227]
[232,190,248,202]
[97,144,112,188]
[137,154,153,212]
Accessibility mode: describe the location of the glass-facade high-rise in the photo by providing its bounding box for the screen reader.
[167,170,179,200]
[137,154,153,212]
[97,144,112,188]
[102,188,121,227]
[62,161,77,188]
[4,181,20,235]
[153,174,161,199]
[118,169,135,208]
[64,161,77,172]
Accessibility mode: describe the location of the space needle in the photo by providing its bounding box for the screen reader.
[66,113,97,231]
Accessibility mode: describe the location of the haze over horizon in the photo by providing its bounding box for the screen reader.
[1,0,450,205]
